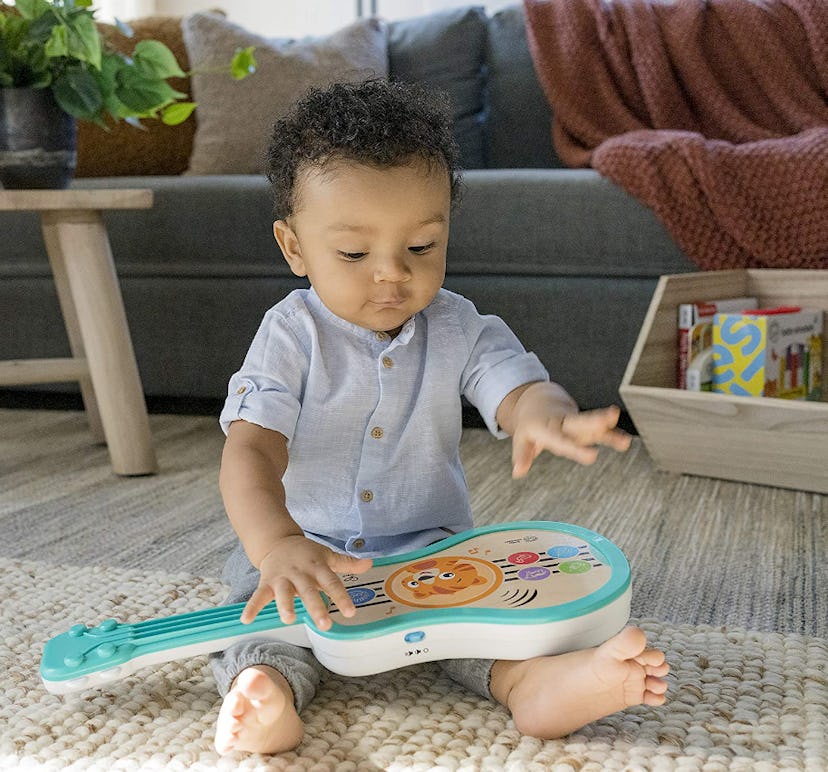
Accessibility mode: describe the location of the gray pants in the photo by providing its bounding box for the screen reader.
[210,543,495,713]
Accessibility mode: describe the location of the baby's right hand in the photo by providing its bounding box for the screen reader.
[241,535,372,631]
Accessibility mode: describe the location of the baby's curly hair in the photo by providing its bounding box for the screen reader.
[266,79,462,220]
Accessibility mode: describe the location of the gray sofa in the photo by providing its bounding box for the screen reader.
[0,5,696,414]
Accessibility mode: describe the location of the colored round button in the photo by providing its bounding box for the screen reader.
[507,551,540,565]
[68,624,86,637]
[518,566,551,581]
[347,587,376,605]
[97,618,118,632]
[559,560,592,574]
[547,545,580,559]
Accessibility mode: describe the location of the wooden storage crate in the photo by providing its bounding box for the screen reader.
[620,270,828,493]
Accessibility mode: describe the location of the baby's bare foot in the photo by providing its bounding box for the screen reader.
[214,665,304,755]
[492,626,670,738]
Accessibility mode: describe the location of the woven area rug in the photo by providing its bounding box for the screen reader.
[2,409,828,770]
[4,558,828,771]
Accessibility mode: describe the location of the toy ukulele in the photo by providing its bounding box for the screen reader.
[41,521,631,694]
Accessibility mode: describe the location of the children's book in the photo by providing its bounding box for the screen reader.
[677,296,757,389]
[711,306,823,400]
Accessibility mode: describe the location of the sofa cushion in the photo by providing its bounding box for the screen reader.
[485,5,563,169]
[182,13,388,175]
[75,16,195,177]
[388,7,487,169]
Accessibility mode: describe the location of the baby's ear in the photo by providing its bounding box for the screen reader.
[273,220,307,277]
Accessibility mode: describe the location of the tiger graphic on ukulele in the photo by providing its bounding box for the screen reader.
[385,555,504,608]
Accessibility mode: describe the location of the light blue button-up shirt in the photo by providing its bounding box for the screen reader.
[220,288,549,558]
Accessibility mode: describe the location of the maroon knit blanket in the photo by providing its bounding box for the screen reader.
[523,0,828,270]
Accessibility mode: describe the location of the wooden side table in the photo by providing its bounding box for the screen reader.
[0,189,158,475]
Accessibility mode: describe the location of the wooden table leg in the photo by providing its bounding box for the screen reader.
[41,210,158,475]
[41,216,105,443]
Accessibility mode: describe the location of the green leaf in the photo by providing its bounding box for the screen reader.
[66,11,101,69]
[160,101,196,125]
[230,46,256,80]
[115,66,181,113]
[132,39,185,79]
[14,0,53,21]
[52,65,103,120]
[44,24,69,58]
[96,52,124,118]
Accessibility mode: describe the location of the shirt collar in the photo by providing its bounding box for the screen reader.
[307,287,418,345]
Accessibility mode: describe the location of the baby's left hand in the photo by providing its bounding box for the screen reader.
[511,404,631,478]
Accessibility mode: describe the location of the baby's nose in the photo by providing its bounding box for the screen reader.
[374,254,410,282]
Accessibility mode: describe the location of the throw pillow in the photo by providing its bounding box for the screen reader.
[182,13,389,175]
[485,5,561,169]
[75,15,195,177]
[388,7,487,170]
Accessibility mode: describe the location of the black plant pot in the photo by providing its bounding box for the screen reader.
[0,87,77,190]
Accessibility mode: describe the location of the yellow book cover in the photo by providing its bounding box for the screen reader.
[712,308,823,400]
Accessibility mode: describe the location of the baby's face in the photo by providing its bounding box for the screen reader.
[275,159,450,336]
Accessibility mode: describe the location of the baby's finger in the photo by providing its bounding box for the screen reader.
[525,427,599,467]
[272,579,300,626]
[240,584,275,625]
[511,436,539,478]
[601,428,632,451]
[562,408,621,443]
[317,570,358,618]
[293,580,332,631]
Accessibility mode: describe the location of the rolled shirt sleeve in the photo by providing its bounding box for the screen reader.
[457,300,550,438]
[219,307,308,440]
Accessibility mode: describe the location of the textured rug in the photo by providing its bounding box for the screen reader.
[4,558,828,771]
[2,409,828,770]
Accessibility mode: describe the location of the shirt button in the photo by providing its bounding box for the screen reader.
[235,386,247,394]
[353,538,366,549]
[382,356,393,368]
[375,331,389,341]
[371,426,384,439]
[360,489,374,503]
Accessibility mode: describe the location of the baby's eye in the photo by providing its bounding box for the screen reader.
[408,242,436,254]
[338,250,366,261]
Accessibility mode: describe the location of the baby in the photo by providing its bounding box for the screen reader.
[212,79,668,755]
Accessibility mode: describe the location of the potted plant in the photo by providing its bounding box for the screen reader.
[0,0,255,188]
